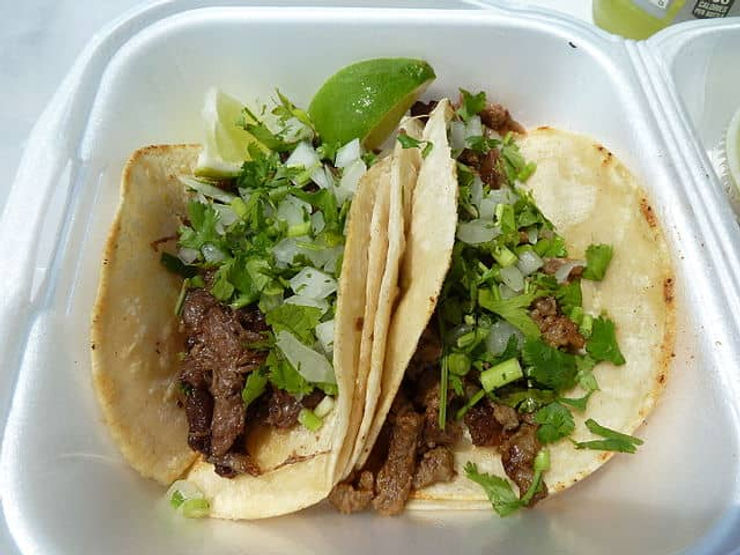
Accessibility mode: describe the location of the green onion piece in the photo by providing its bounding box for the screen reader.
[181,498,211,519]
[230,197,248,219]
[439,346,450,430]
[447,352,471,376]
[287,221,311,237]
[456,389,486,421]
[580,314,593,337]
[169,490,185,509]
[519,448,549,506]
[298,408,323,432]
[190,275,205,288]
[493,246,518,267]
[480,358,523,392]
[569,306,584,326]
[174,278,190,316]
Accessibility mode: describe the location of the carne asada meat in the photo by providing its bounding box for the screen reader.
[412,447,455,490]
[328,471,375,514]
[178,289,268,477]
[501,419,548,506]
[541,257,584,282]
[530,296,585,351]
[479,103,525,135]
[372,412,424,516]
[265,388,303,429]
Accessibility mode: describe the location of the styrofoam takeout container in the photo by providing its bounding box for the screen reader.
[1,2,739,553]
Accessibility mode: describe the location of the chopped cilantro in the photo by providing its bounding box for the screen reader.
[396,134,433,158]
[266,350,313,396]
[457,89,487,122]
[523,339,578,392]
[555,280,582,314]
[575,355,599,391]
[242,370,268,408]
[534,402,575,444]
[160,252,198,278]
[478,290,541,339]
[582,244,613,281]
[463,462,521,517]
[265,304,322,344]
[572,418,644,454]
[586,317,625,365]
[557,391,593,412]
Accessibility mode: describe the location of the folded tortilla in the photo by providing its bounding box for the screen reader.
[90,144,399,519]
[358,123,675,508]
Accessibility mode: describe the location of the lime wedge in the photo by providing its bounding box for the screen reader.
[195,88,261,178]
[308,58,435,150]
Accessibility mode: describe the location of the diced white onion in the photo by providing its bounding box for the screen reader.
[166,480,205,504]
[527,228,539,244]
[470,176,484,208]
[290,267,338,299]
[555,259,586,284]
[335,159,366,204]
[449,121,466,151]
[517,250,544,276]
[212,203,238,227]
[500,265,524,292]
[311,211,325,234]
[276,330,335,384]
[465,115,483,139]
[316,245,343,273]
[335,138,362,169]
[488,188,517,205]
[486,320,524,355]
[201,243,226,264]
[456,219,501,244]
[276,195,311,226]
[273,238,300,267]
[478,197,497,220]
[315,319,335,356]
[284,294,329,315]
[314,395,335,418]
[311,165,334,190]
[285,141,320,171]
[179,176,236,204]
[499,283,518,299]
[178,247,199,265]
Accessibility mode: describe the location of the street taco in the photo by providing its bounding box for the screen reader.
[330,92,674,516]
[90,82,418,519]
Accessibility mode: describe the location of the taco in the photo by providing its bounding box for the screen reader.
[330,93,674,516]
[90,87,416,519]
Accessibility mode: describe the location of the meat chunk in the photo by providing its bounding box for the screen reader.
[500,422,548,506]
[479,103,525,135]
[479,148,506,189]
[328,471,375,514]
[179,289,270,476]
[209,451,260,478]
[372,412,423,516]
[412,447,455,490]
[541,258,584,282]
[265,388,303,429]
[420,384,462,448]
[410,100,438,121]
[493,403,520,432]
[465,400,504,447]
[530,296,585,351]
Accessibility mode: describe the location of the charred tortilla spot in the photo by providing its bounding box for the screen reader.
[663,277,674,304]
[658,373,666,385]
[355,317,364,331]
[640,198,657,228]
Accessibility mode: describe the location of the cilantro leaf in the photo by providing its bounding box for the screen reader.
[575,355,600,392]
[266,350,313,396]
[582,244,613,281]
[498,388,555,413]
[523,339,578,392]
[265,303,322,344]
[572,418,644,454]
[210,262,235,301]
[242,369,268,408]
[463,462,521,517]
[397,134,433,158]
[160,252,198,278]
[534,402,575,444]
[558,391,593,412]
[534,236,567,258]
[179,201,223,250]
[556,280,582,314]
[457,89,487,123]
[586,317,625,365]
[478,290,541,339]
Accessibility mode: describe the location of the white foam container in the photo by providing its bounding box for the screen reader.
[1,2,739,553]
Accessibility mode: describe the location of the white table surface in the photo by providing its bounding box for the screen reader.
[0,0,591,215]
